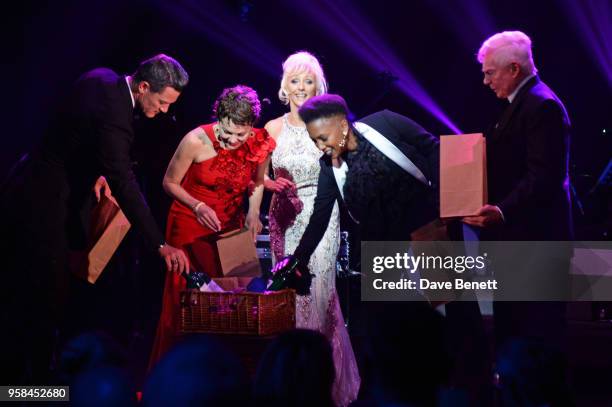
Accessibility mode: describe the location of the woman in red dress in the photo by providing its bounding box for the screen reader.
[149,85,275,366]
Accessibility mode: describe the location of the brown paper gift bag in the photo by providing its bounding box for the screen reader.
[212,277,255,292]
[73,195,131,283]
[216,228,261,277]
[440,133,487,217]
[410,218,450,241]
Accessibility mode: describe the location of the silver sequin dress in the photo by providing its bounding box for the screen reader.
[269,114,360,406]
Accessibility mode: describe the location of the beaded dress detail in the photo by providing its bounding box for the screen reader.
[269,114,360,406]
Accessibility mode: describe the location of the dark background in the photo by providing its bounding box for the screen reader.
[5,0,610,183]
[3,0,611,390]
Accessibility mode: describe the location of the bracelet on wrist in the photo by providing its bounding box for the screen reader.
[192,201,204,214]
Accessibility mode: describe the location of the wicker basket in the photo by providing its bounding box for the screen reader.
[180,289,296,336]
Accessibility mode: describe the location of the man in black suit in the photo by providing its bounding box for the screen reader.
[1,54,190,383]
[463,31,573,350]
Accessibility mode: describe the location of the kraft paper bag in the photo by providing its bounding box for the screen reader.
[212,277,255,292]
[216,228,261,277]
[73,195,131,283]
[440,133,487,217]
[410,218,450,241]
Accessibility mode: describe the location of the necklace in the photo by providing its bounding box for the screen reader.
[283,114,307,138]
[213,123,228,148]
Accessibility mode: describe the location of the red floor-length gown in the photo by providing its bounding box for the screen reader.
[149,124,274,367]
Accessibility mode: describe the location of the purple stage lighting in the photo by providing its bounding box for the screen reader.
[156,0,284,78]
[424,0,497,51]
[288,0,462,133]
[561,0,612,89]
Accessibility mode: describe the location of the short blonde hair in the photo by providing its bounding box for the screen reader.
[278,51,328,105]
[477,30,538,75]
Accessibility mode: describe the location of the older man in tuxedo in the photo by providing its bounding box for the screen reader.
[464,31,573,350]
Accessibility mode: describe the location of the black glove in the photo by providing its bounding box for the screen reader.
[182,271,211,289]
[268,255,313,296]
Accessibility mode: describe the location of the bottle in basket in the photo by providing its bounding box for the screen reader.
[268,255,312,295]
[182,271,210,289]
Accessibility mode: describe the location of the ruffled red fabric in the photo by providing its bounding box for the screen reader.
[245,128,275,163]
[149,123,275,370]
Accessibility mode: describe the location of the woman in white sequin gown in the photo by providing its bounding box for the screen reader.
[264,52,360,406]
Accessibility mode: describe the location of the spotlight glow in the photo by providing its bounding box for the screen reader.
[561,0,612,89]
[290,0,462,133]
[157,0,284,78]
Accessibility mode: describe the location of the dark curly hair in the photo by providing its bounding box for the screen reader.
[213,85,261,125]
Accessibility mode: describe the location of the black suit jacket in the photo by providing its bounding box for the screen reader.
[3,68,163,253]
[485,76,573,241]
[294,110,439,263]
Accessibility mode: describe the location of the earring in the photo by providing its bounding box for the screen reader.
[338,131,348,148]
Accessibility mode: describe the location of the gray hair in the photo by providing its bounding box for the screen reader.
[278,51,328,105]
[477,31,538,75]
[132,54,189,93]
